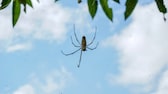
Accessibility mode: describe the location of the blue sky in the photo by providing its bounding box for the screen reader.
[0,0,168,94]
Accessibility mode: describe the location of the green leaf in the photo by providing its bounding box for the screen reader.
[113,0,120,4]
[155,0,167,21]
[155,0,167,14]
[87,0,98,19]
[26,0,33,8]
[18,0,33,13]
[12,0,21,27]
[78,0,82,4]
[100,0,113,21]
[19,0,27,13]
[124,0,138,20]
[0,0,11,10]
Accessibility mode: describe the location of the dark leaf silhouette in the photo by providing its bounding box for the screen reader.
[88,0,98,19]
[12,0,21,27]
[155,0,167,21]
[113,0,120,4]
[0,0,11,10]
[124,0,138,20]
[100,0,113,21]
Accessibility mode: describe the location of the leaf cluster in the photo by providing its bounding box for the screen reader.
[0,0,36,27]
[0,0,167,27]
[86,0,167,21]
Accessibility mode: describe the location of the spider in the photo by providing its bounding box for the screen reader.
[61,25,98,68]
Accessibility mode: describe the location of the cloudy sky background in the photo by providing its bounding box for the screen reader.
[0,0,168,94]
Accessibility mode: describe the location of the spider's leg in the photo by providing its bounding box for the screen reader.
[73,24,80,45]
[61,48,81,56]
[87,27,97,46]
[71,36,80,47]
[87,42,99,50]
[77,50,83,68]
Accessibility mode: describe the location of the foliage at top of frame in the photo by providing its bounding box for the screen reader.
[0,0,35,27]
[155,0,167,21]
[0,0,167,27]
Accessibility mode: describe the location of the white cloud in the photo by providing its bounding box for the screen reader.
[13,84,35,94]
[16,0,71,42]
[153,69,168,94]
[6,43,32,53]
[39,67,73,94]
[12,66,73,94]
[104,1,168,93]
[0,0,90,53]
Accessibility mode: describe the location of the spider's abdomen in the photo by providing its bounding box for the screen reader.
[81,36,86,51]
